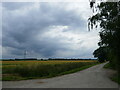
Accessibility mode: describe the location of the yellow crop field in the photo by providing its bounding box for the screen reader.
[2,60,97,67]
[2,60,97,64]
[2,60,98,81]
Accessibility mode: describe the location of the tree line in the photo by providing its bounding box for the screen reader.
[88,1,120,72]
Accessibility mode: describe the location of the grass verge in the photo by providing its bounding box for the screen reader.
[110,74,120,84]
[103,62,113,69]
[104,62,120,85]
[58,64,97,76]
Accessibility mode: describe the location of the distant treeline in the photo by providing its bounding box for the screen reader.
[48,58,97,61]
[2,58,37,61]
[1,58,97,61]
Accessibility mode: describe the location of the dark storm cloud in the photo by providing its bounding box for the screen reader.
[2,2,98,58]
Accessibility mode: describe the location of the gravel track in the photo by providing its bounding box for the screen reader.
[2,62,119,88]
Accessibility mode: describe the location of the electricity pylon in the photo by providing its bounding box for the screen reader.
[24,50,27,59]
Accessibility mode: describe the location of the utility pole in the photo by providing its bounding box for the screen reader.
[24,50,27,59]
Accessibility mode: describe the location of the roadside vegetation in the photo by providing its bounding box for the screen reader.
[103,62,114,69]
[104,62,120,84]
[2,60,98,81]
[89,1,120,85]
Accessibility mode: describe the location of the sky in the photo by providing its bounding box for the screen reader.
[1,1,100,59]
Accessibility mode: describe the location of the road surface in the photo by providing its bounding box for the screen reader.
[2,62,119,88]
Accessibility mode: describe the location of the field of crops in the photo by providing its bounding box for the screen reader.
[2,60,98,81]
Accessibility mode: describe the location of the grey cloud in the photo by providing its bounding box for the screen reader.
[2,2,97,59]
[2,2,33,10]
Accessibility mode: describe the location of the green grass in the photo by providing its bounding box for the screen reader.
[111,74,120,84]
[2,61,99,81]
[2,74,25,81]
[103,62,113,69]
[58,64,98,75]
[104,62,120,85]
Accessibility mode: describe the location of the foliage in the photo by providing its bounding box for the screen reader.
[93,47,108,62]
[89,1,120,71]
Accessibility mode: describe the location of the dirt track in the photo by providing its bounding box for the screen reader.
[2,62,119,88]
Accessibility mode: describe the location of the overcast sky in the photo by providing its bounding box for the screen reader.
[1,2,100,59]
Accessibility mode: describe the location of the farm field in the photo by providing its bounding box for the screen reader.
[1,60,99,81]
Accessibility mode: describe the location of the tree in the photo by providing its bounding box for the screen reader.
[88,1,120,71]
[93,47,108,63]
